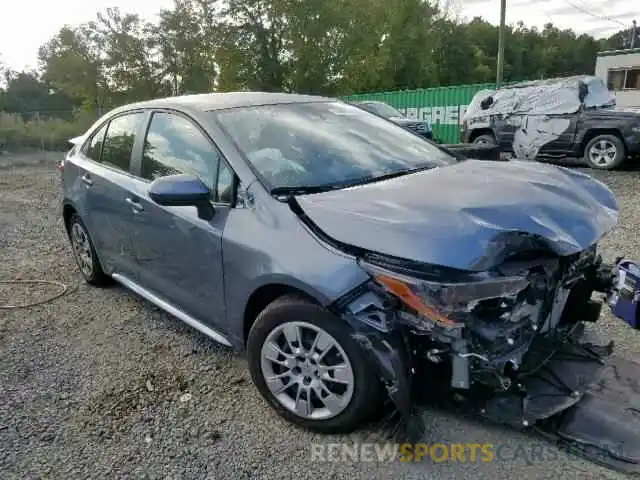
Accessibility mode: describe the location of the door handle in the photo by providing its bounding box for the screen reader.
[81,174,93,187]
[125,197,144,213]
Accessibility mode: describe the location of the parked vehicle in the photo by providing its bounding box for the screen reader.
[60,92,636,441]
[440,142,502,161]
[460,75,640,170]
[353,100,434,140]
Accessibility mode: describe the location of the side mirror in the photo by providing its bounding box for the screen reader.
[579,82,588,102]
[148,174,215,221]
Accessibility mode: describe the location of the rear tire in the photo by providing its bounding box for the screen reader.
[68,213,110,286]
[583,134,626,170]
[247,295,382,433]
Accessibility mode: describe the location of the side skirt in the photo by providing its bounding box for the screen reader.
[111,273,232,348]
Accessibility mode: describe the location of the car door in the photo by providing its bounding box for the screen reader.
[493,114,518,151]
[536,111,580,154]
[76,111,147,278]
[126,110,234,329]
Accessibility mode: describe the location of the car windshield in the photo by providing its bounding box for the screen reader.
[213,101,455,192]
[362,102,405,118]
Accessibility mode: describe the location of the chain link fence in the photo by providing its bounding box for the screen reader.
[0,110,101,155]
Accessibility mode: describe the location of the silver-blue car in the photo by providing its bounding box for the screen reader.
[60,92,633,437]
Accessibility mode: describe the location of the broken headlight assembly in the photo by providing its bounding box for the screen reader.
[359,260,530,331]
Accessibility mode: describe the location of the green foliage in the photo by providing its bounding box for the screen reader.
[0,111,96,151]
[155,0,218,95]
[0,69,77,116]
[0,0,634,143]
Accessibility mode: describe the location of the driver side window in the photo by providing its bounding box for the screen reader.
[141,112,219,191]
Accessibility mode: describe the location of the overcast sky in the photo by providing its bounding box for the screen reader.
[459,0,635,38]
[0,0,636,72]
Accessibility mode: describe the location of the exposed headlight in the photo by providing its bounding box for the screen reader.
[359,260,529,328]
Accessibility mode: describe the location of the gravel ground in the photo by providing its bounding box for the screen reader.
[1,153,639,479]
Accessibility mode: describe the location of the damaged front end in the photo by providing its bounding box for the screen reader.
[331,243,640,470]
[283,145,640,469]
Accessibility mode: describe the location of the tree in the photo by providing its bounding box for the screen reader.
[24,0,640,112]
[38,25,110,112]
[214,0,291,91]
[156,0,218,95]
[93,7,169,102]
[378,0,440,90]
[0,70,74,117]
[601,27,638,50]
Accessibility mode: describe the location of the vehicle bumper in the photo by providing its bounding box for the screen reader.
[625,130,640,156]
[336,258,640,473]
[443,143,502,161]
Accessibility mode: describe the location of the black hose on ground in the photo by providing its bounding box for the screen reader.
[0,280,74,309]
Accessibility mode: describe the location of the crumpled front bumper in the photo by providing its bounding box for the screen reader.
[537,354,640,472]
[338,258,640,473]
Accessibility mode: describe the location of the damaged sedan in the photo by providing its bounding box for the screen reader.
[61,92,640,471]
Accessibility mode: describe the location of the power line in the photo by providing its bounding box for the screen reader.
[560,0,628,28]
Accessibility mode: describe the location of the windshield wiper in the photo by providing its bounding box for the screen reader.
[346,163,436,187]
[270,164,438,197]
[270,184,341,196]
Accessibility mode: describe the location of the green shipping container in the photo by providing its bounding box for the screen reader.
[343,83,499,144]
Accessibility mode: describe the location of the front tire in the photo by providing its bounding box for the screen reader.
[472,133,496,145]
[68,213,110,286]
[247,295,382,433]
[584,134,626,170]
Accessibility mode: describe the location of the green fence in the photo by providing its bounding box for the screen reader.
[344,83,500,144]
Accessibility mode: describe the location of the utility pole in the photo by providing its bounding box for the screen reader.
[631,20,637,49]
[496,0,507,87]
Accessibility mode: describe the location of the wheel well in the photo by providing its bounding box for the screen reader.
[579,129,626,156]
[243,284,318,344]
[62,204,76,235]
[468,129,494,142]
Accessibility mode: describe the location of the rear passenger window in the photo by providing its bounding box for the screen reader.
[82,123,108,162]
[101,113,145,172]
[141,112,218,189]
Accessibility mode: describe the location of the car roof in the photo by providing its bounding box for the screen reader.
[493,75,597,91]
[118,91,334,113]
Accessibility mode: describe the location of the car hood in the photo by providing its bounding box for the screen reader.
[295,160,619,271]
[392,118,427,127]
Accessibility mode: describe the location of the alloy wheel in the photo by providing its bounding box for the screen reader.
[588,139,618,168]
[260,321,355,420]
[71,222,94,277]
